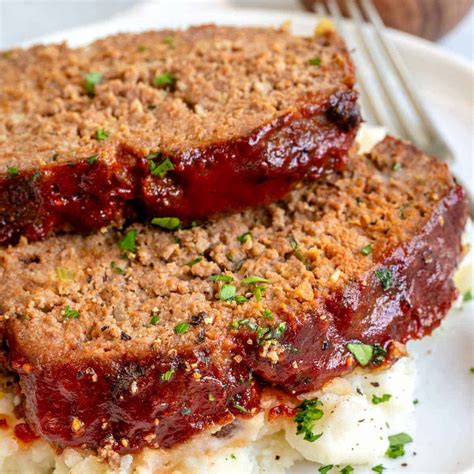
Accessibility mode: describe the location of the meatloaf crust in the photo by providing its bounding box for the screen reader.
[0,137,467,455]
[0,24,359,245]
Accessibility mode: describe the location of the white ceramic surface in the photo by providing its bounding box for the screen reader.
[21,4,474,473]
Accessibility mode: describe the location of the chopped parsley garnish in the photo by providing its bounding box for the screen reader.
[274,322,286,338]
[186,257,202,267]
[372,465,386,473]
[219,284,237,301]
[413,398,419,404]
[86,154,99,165]
[119,229,137,256]
[161,370,175,381]
[150,157,174,178]
[340,467,354,474]
[375,268,394,290]
[294,399,324,442]
[241,275,269,285]
[385,432,413,459]
[372,393,391,405]
[95,128,109,141]
[361,244,373,256]
[149,314,160,326]
[110,261,125,274]
[233,403,249,414]
[347,342,373,366]
[262,309,274,320]
[253,286,266,301]
[372,344,388,365]
[392,162,401,171]
[153,72,176,88]
[235,295,249,304]
[319,466,333,474]
[84,71,103,97]
[237,231,252,244]
[210,274,234,282]
[463,290,473,302]
[289,235,310,268]
[137,45,147,52]
[63,305,80,319]
[163,36,174,45]
[208,393,216,401]
[6,166,19,177]
[151,217,181,230]
[309,57,321,66]
[30,171,42,182]
[174,322,190,334]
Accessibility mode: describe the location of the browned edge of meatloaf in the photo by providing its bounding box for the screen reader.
[0,137,468,456]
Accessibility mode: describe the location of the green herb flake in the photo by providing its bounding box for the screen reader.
[235,295,249,304]
[150,157,174,178]
[151,217,181,230]
[372,344,388,365]
[413,398,419,404]
[210,274,234,282]
[319,466,333,474]
[309,57,321,66]
[262,309,274,320]
[361,244,373,256]
[208,393,216,402]
[274,322,286,338]
[137,45,147,52]
[463,290,473,302]
[119,229,137,256]
[84,71,103,97]
[230,453,236,460]
[149,314,160,326]
[253,286,266,302]
[392,162,402,171]
[86,154,99,165]
[63,305,80,320]
[6,166,19,177]
[161,369,175,382]
[237,231,252,244]
[372,393,392,405]
[95,128,109,141]
[111,261,125,275]
[30,171,42,182]
[153,72,176,88]
[374,268,394,291]
[174,322,190,335]
[340,466,354,474]
[219,284,237,301]
[288,235,310,268]
[241,275,269,285]
[372,465,386,473]
[186,257,202,267]
[233,403,249,414]
[163,36,174,45]
[347,342,373,366]
[294,399,324,442]
[385,432,413,459]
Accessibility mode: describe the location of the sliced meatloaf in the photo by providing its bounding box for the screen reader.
[0,137,467,456]
[0,24,359,246]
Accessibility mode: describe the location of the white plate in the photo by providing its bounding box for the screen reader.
[20,3,474,473]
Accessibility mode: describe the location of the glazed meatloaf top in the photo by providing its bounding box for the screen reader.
[0,24,360,245]
[0,137,467,453]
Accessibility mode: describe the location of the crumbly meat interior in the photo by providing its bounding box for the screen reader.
[0,25,354,170]
[0,137,454,365]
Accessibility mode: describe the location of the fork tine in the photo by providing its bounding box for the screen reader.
[360,0,449,153]
[324,0,383,127]
[344,0,418,140]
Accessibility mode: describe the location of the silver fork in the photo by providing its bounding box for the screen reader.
[310,0,474,217]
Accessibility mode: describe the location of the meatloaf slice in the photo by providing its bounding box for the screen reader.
[0,136,467,455]
[0,24,359,246]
